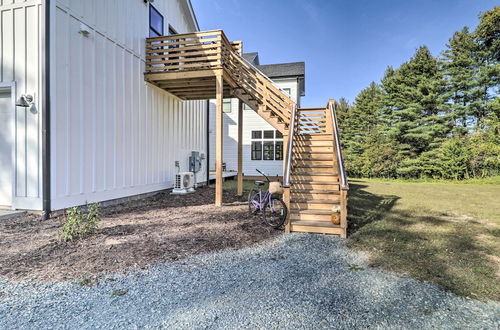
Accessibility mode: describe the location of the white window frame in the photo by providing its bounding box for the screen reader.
[250,129,284,161]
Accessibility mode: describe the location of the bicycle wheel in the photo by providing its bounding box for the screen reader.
[263,197,287,229]
[247,189,260,215]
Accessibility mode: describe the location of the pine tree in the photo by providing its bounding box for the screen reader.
[336,7,499,180]
[442,27,478,133]
[473,6,500,129]
[337,83,384,176]
[381,46,453,177]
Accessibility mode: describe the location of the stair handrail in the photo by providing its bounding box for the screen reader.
[234,48,296,109]
[329,100,349,190]
[239,56,284,95]
[283,104,298,188]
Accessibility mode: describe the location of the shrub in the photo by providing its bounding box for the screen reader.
[61,203,101,242]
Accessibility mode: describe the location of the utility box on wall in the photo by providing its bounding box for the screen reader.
[189,151,202,172]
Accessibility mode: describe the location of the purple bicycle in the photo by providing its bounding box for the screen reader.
[248,169,288,229]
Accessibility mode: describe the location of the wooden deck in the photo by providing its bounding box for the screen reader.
[144,30,293,134]
[144,30,348,236]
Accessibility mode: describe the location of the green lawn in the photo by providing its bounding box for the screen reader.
[347,179,500,301]
[215,177,500,301]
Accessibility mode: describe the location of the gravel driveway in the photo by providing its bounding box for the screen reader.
[0,234,498,329]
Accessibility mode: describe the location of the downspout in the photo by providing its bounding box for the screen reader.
[206,100,210,185]
[41,0,51,219]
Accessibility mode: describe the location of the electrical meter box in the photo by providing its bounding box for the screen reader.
[189,151,201,172]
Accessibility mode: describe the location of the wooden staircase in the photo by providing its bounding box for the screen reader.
[286,107,347,237]
[143,29,348,236]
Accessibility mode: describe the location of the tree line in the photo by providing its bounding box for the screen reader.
[337,6,499,180]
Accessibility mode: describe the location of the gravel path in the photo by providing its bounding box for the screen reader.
[0,234,498,329]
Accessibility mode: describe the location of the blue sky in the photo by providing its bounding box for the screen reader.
[191,0,497,107]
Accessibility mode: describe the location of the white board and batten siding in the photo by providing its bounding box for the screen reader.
[49,0,207,210]
[0,0,43,210]
[209,77,301,177]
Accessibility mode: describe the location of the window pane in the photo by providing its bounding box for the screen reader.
[149,5,164,36]
[223,99,231,113]
[282,88,291,96]
[275,141,283,160]
[276,130,283,139]
[263,142,274,160]
[244,103,252,111]
[263,130,274,139]
[251,141,262,160]
[252,131,262,139]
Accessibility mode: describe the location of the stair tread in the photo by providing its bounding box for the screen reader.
[290,220,340,228]
[291,189,341,194]
[293,164,334,168]
[290,209,333,215]
[292,180,338,184]
[294,143,334,146]
[292,172,338,176]
[291,199,340,204]
[295,138,333,141]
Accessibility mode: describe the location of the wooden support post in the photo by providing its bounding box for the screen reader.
[283,187,291,233]
[215,72,224,206]
[237,100,244,196]
[283,133,291,233]
[340,190,348,238]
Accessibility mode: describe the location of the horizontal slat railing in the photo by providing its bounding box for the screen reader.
[145,29,296,130]
[145,30,224,73]
[221,35,294,127]
[296,110,327,134]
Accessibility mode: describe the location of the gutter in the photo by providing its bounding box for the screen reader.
[41,0,51,219]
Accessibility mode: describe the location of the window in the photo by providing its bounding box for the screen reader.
[251,141,262,160]
[275,141,283,160]
[263,142,274,160]
[282,88,291,96]
[250,130,284,161]
[263,130,274,139]
[149,5,164,37]
[252,131,262,139]
[244,103,252,111]
[223,99,232,113]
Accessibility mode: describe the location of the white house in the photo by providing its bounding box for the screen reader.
[0,0,208,216]
[208,52,305,177]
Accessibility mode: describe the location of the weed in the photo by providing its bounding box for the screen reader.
[110,289,128,297]
[77,276,97,287]
[347,263,365,271]
[61,203,101,242]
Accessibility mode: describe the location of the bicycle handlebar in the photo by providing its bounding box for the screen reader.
[255,169,271,182]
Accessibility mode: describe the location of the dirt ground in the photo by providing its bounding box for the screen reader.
[0,187,280,282]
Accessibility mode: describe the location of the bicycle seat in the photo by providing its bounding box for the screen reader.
[254,181,265,186]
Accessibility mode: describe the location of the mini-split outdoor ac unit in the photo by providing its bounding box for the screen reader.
[171,172,195,194]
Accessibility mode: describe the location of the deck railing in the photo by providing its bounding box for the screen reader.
[145,30,296,130]
[145,30,224,73]
[328,100,349,190]
[283,105,298,188]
